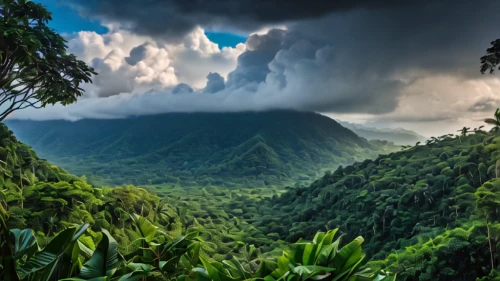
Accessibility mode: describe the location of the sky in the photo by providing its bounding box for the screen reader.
[10,0,500,137]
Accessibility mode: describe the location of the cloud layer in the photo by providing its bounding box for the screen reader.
[65,0,420,39]
[9,0,500,136]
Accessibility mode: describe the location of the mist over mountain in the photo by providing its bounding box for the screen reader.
[336,120,427,145]
[6,110,398,187]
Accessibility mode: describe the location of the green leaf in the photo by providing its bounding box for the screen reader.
[200,256,222,281]
[79,229,120,279]
[132,214,157,243]
[255,259,277,277]
[78,240,95,258]
[292,265,335,280]
[72,224,90,242]
[11,228,38,261]
[112,271,150,281]
[126,262,153,272]
[18,227,77,279]
[321,229,338,246]
[302,243,315,265]
[316,244,337,265]
[331,236,364,281]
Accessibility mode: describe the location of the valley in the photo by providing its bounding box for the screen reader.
[4,112,500,280]
[6,110,398,187]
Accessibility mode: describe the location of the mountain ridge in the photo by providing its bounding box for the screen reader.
[337,120,427,145]
[6,110,398,187]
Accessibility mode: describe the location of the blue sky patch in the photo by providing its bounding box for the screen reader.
[37,0,247,48]
[204,31,247,48]
[37,0,108,34]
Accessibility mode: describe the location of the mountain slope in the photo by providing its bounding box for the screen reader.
[0,123,79,189]
[0,123,284,261]
[337,120,427,145]
[6,110,397,187]
[251,130,499,280]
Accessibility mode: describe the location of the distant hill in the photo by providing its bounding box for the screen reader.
[337,120,427,145]
[6,110,398,187]
[252,130,498,280]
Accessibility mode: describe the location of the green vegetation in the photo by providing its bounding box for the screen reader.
[3,3,500,280]
[0,122,394,280]
[246,124,500,280]
[0,210,394,280]
[8,112,500,280]
[0,123,279,262]
[10,104,500,280]
[0,0,96,121]
[6,111,399,187]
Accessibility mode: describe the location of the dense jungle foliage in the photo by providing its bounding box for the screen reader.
[9,108,500,280]
[7,112,500,281]
[0,123,282,262]
[249,124,500,280]
[6,111,399,187]
[8,112,500,280]
[0,123,394,280]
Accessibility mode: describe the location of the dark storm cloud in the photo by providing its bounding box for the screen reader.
[90,0,500,117]
[66,0,420,39]
[279,0,500,117]
[203,73,225,94]
[125,44,148,66]
[225,29,286,90]
[172,83,194,94]
[468,96,500,113]
[290,0,500,79]
[16,0,500,124]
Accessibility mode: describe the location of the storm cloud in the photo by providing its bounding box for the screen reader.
[9,0,500,136]
[65,0,424,39]
[203,73,225,94]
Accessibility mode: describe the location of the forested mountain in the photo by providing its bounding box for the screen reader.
[250,129,500,280]
[0,122,280,260]
[7,115,500,280]
[337,120,427,145]
[0,122,393,281]
[6,110,398,187]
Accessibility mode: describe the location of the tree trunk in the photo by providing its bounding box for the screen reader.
[487,220,495,270]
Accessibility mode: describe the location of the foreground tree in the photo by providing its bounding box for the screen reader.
[484,108,500,132]
[481,39,500,74]
[0,0,96,121]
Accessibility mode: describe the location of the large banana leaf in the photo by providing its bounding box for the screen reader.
[11,229,39,261]
[18,226,80,280]
[254,259,278,277]
[331,236,365,281]
[132,214,157,243]
[111,263,153,281]
[177,241,201,271]
[198,256,244,281]
[79,229,120,279]
[221,259,250,280]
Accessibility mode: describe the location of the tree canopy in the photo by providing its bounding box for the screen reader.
[481,39,500,74]
[0,0,96,121]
